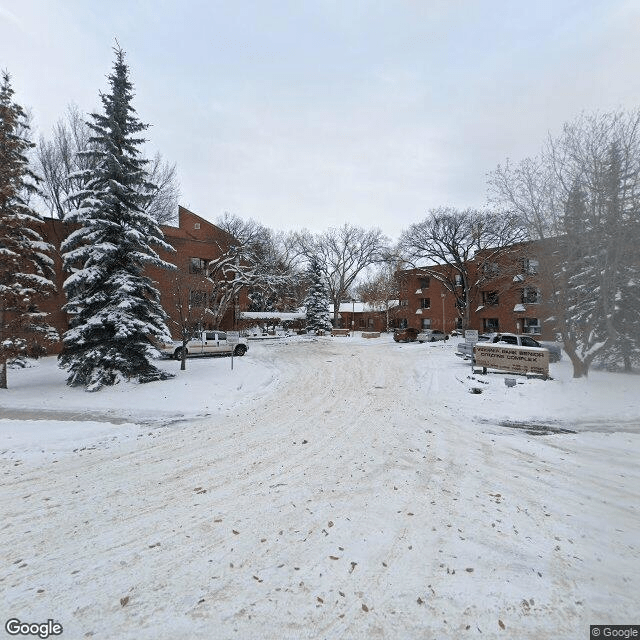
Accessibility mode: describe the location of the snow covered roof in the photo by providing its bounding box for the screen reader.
[239,311,306,320]
[329,301,397,313]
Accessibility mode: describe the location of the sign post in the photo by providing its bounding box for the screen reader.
[465,330,479,372]
[227,331,240,371]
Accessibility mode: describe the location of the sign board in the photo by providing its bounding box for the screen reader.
[227,331,240,344]
[474,343,549,377]
[465,330,479,344]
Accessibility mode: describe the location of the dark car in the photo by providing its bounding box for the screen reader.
[393,327,419,343]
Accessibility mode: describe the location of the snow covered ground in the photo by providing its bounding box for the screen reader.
[1,335,638,639]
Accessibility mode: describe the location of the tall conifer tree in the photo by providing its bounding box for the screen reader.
[304,257,332,333]
[59,47,175,391]
[0,72,57,389]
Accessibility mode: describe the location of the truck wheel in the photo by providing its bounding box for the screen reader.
[174,347,187,360]
[234,345,247,356]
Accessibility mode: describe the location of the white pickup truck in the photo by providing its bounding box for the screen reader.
[158,331,248,359]
[456,332,562,363]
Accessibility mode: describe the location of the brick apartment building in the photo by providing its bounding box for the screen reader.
[38,206,247,352]
[396,241,555,340]
[34,210,556,347]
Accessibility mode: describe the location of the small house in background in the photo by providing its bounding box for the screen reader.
[329,301,398,333]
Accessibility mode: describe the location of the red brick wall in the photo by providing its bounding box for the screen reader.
[396,268,460,333]
[398,241,557,340]
[37,207,247,353]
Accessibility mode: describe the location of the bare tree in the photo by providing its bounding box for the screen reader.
[294,224,390,326]
[36,104,179,224]
[489,109,640,376]
[145,152,180,225]
[165,271,213,370]
[398,207,525,331]
[216,213,300,312]
[354,262,403,331]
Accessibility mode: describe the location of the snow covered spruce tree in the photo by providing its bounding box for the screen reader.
[0,72,57,389]
[59,48,175,391]
[303,256,332,334]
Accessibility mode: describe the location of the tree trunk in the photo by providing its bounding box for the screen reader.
[565,347,589,378]
[333,298,340,327]
[0,308,5,388]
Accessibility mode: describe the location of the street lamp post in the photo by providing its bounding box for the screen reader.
[441,292,446,333]
[351,299,355,336]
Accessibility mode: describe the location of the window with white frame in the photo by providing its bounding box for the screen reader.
[421,318,432,329]
[522,258,539,275]
[521,287,540,304]
[189,257,208,275]
[421,298,431,309]
[523,318,541,334]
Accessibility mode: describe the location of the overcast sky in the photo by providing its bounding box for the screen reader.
[2,1,639,239]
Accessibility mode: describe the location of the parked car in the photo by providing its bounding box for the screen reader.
[158,331,248,359]
[417,329,449,343]
[455,332,562,362]
[393,327,419,343]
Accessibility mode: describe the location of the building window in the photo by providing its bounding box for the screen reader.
[521,287,540,304]
[421,298,431,309]
[421,318,432,329]
[483,262,499,278]
[483,318,499,332]
[523,318,541,334]
[189,290,207,307]
[399,318,408,328]
[455,274,463,287]
[368,318,374,328]
[189,257,208,274]
[482,290,499,306]
[359,317,366,327]
[522,258,539,275]
[400,299,409,307]
[419,277,430,289]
